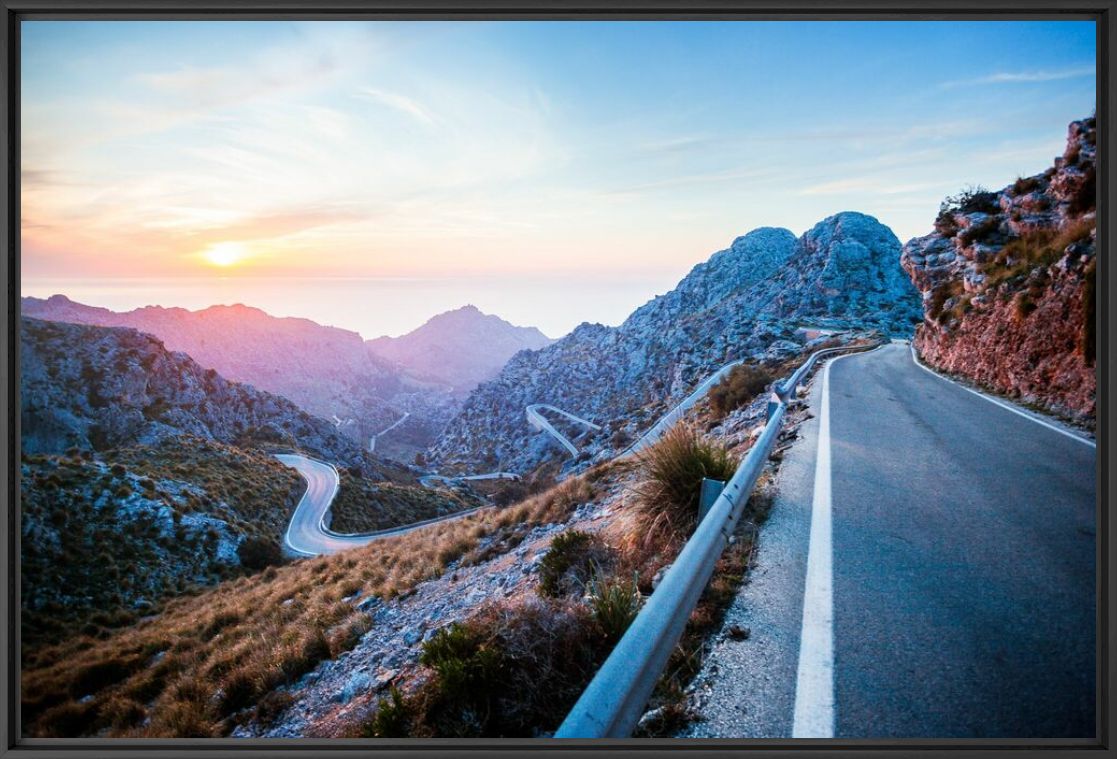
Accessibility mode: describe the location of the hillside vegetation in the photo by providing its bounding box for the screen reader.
[20,440,302,649]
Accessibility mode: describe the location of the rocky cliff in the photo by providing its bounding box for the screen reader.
[901,116,1096,424]
[20,317,381,471]
[367,305,554,394]
[432,212,920,473]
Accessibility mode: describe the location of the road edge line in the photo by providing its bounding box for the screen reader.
[908,344,1096,449]
[791,351,838,738]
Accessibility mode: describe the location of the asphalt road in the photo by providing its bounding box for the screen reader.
[526,403,602,457]
[684,342,1095,739]
[276,453,488,557]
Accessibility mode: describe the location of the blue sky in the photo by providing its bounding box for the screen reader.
[20,20,1096,336]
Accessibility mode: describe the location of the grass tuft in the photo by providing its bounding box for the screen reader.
[631,424,738,547]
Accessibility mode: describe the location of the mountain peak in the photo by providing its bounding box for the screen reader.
[367,307,553,392]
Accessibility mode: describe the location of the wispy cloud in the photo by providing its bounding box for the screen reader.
[356,87,436,127]
[635,135,720,154]
[939,66,1094,89]
[799,176,938,196]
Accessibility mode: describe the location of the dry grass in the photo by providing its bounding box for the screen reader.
[635,479,776,737]
[707,363,777,420]
[22,473,599,738]
[980,217,1095,291]
[329,470,481,534]
[630,423,738,551]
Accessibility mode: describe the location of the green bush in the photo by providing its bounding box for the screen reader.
[366,687,412,738]
[537,531,607,598]
[419,623,502,703]
[935,185,999,236]
[587,574,641,644]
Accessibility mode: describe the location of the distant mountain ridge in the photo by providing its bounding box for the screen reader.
[20,296,409,430]
[19,317,379,471]
[367,305,554,393]
[432,211,921,474]
[21,296,557,459]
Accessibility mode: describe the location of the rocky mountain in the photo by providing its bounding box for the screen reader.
[20,317,381,471]
[901,116,1096,424]
[432,212,920,473]
[20,440,303,646]
[367,305,554,394]
[19,297,455,457]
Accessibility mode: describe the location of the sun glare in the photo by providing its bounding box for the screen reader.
[203,242,247,268]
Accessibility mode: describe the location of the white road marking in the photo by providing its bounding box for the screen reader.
[909,344,1095,449]
[792,351,842,738]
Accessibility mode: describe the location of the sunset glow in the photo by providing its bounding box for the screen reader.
[20,20,1096,337]
[203,242,248,268]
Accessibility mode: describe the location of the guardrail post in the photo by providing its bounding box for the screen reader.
[766,390,782,421]
[698,478,725,523]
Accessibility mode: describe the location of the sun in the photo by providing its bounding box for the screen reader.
[203,241,247,268]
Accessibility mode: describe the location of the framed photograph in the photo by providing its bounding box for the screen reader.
[2,2,1110,757]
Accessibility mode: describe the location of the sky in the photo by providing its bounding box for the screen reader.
[21,20,1096,338]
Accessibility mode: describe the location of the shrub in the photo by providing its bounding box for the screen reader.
[935,185,999,236]
[587,574,641,644]
[1012,175,1042,195]
[419,623,502,704]
[366,687,412,738]
[378,599,607,737]
[980,217,1095,290]
[927,280,965,323]
[631,424,738,546]
[237,537,283,571]
[537,531,608,598]
[707,363,776,420]
[957,216,1000,247]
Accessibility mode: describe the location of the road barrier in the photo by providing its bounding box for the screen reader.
[555,342,875,738]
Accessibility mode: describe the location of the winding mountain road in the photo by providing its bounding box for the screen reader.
[684,342,1096,739]
[526,403,602,456]
[276,454,489,556]
[369,411,410,452]
[279,354,791,556]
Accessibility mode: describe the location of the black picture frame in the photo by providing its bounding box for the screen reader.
[1,2,1112,757]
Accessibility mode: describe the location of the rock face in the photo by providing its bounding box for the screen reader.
[901,116,1096,424]
[19,297,456,456]
[432,212,920,473]
[20,317,380,470]
[366,305,554,394]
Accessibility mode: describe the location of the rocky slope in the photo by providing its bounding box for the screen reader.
[901,116,1096,424]
[20,317,379,471]
[20,297,456,456]
[367,305,554,394]
[432,213,920,473]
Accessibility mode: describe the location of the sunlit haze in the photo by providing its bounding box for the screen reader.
[21,20,1096,337]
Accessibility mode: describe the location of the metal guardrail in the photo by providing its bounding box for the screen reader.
[554,342,875,738]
